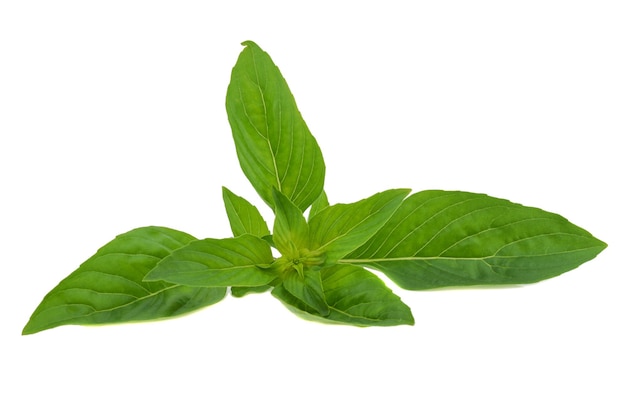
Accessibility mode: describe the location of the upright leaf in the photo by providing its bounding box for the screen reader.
[308,190,329,220]
[225,187,275,295]
[273,265,414,327]
[226,41,325,211]
[342,190,607,290]
[222,186,270,238]
[144,235,275,287]
[308,189,410,262]
[22,227,226,335]
[272,188,309,257]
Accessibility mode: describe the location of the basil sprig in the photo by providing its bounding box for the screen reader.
[23,41,606,334]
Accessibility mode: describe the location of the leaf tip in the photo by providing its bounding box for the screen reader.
[21,317,45,336]
[241,40,260,49]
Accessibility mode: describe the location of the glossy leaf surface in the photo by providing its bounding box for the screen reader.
[222,186,270,238]
[343,190,607,290]
[144,235,275,287]
[308,189,410,262]
[22,227,226,335]
[226,41,325,211]
[273,265,414,326]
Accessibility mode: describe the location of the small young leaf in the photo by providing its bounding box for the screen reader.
[308,189,410,262]
[343,190,607,289]
[272,188,309,256]
[22,227,226,335]
[308,190,329,220]
[216,186,275,297]
[226,41,325,211]
[222,186,270,238]
[144,234,275,287]
[272,265,414,327]
[281,267,329,316]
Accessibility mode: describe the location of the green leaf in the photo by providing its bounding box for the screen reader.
[272,265,414,327]
[272,188,309,257]
[308,190,329,220]
[281,267,329,316]
[342,190,607,290]
[261,234,275,247]
[226,41,325,211]
[22,227,226,335]
[222,186,270,238]
[231,284,273,298]
[308,189,410,262]
[144,234,276,287]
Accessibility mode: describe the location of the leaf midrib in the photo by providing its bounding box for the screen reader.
[26,284,183,330]
[250,49,282,192]
[340,245,600,264]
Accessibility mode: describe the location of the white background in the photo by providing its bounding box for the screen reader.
[1,1,624,413]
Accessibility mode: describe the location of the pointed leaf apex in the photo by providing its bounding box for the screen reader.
[241,40,260,49]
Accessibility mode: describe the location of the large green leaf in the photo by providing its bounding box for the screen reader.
[342,190,607,290]
[308,189,410,262]
[273,265,414,327]
[226,41,325,212]
[222,186,270,238]
[144,234,275,287]
[22,227,226,335]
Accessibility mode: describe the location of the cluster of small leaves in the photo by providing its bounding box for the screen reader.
[22,41,607,335]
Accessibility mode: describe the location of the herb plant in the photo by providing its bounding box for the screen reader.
[22,41,607,334]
